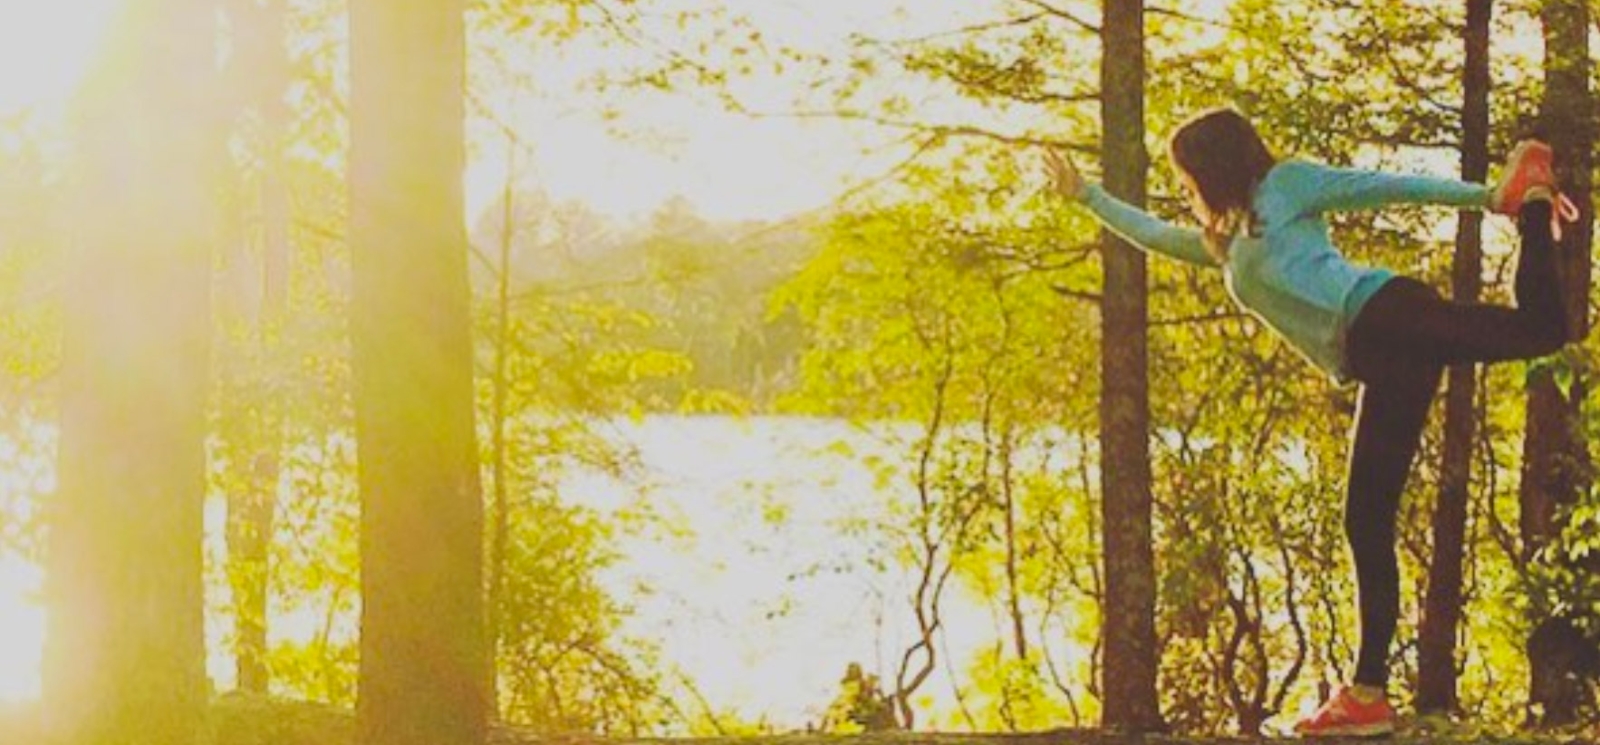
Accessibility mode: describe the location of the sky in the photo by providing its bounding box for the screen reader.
[477,0,1225,222]
[0,0,944,222]
[463,0,963,222]
[479,0,1237,222]
[0,0,117,116]
[0,0,1243,223]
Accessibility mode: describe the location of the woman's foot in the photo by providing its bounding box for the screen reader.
[1293,685,1397,738]
[1492,139,1580,238]
[1491,140,1556,215]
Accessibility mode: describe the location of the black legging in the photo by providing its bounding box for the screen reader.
[1342,199,1565,688]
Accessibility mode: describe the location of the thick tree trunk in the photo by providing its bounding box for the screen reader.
[1416,0,1491,716]
[349,1,488,744]
[1522,0,1595,728]
[1096,0,1162,733]
[42,1,218,743]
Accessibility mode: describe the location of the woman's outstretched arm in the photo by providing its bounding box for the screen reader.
[1043,148,1218,268]
[1279,160,1490,216]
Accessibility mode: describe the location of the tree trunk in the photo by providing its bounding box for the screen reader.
[486,136,520,722]
[1002,429,1029,661]
[1522,0,1594,727]
[1097,0,1162,733]
[349,0,489,743]
[1416,0,1490,716]
[43,1,218,742]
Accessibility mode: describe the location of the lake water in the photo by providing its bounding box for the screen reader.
[0,415,1034,729]
[562,415,1000,729]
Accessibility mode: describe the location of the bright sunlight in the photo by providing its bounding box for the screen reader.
[0,0,118,704]
[0,425,51,703]
[0,554,42,702]
[0,0,120,116]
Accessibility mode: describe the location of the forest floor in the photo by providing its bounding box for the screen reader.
[2,695,1596,745]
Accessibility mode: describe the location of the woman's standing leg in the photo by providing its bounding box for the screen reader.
[1295,347,1441,737]
[1344,354,1442,687]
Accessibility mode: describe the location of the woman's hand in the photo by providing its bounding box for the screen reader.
[1042,147,1086,201]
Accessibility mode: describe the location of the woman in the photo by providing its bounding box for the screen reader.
[1043,108,1577,737]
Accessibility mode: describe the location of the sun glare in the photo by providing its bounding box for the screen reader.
[0,0,121,117]
[0,553,42,702]
[0,426,52,703]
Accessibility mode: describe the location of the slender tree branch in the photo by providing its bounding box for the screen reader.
[1149,310,1252,327]
[751,107,1097,151]
[1147,5,1232,29]
[1051,285,1102,303]
[1016,0,1100,33]
[864,11,1062,46]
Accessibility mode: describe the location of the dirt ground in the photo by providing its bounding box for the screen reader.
[1,695,1590,745]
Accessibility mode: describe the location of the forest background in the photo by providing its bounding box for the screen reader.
[0,0,1598,742]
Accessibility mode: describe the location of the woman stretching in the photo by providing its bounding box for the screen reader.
[1043,107,1576,737]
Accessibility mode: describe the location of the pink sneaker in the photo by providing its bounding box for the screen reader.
[1490,140,1556,215]
[1293,686,1397,738]
[1490,139,1580,239]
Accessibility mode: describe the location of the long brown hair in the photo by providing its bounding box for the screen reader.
[1167,108,1277,260]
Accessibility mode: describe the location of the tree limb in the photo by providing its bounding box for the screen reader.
[1016,0,1099,33]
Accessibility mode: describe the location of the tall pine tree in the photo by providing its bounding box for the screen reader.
[349,0,488,743]
[1417,0,1491,715]
[1098,0,1163,732]
[1523,0,1595,726]
[43,0,219,742]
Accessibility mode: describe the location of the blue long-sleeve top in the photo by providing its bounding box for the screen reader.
[1079,160,1490,382]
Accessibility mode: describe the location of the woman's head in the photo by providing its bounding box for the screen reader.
[1167,108,1276,252]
